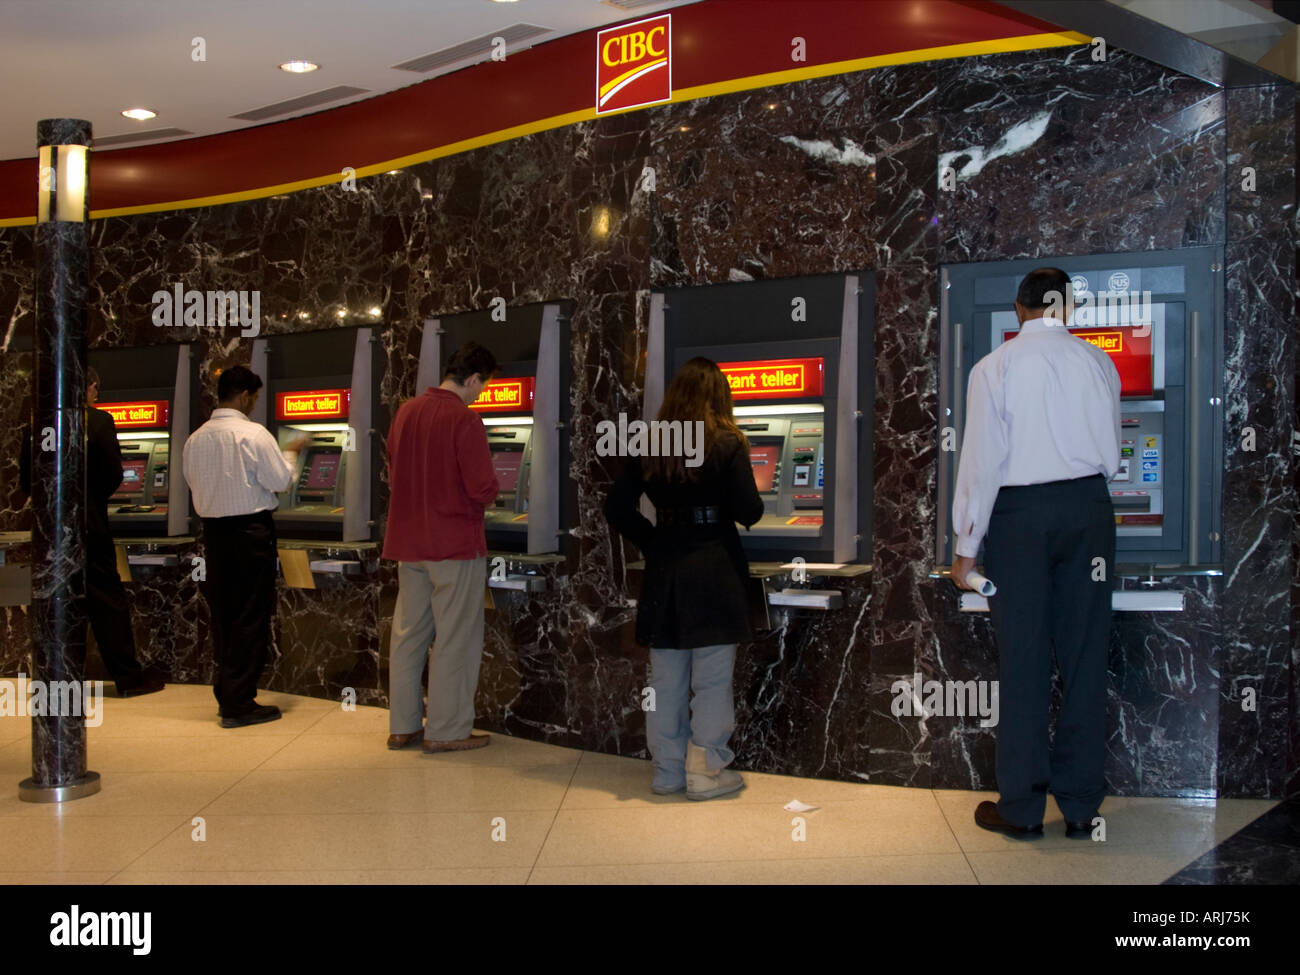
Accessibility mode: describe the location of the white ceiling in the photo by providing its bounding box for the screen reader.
[0,0,697,161]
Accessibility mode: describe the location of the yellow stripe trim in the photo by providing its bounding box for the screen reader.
[0,30,1088,226]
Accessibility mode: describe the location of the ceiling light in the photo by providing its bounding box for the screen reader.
[121,108,156,121]
[279,60,319,73]
[368,307,382,317]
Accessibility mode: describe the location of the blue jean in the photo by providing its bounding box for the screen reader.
[646,644,737,788]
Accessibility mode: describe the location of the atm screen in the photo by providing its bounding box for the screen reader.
[119,455,148,495]
[492,448,523,493]
[749,444,780,493]
[302,450,341,491]
[1001,326,1155,398]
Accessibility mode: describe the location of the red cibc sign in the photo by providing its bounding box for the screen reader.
[718,358,825,401]
[97,400,169,429]
[470,377,535,413]
[276,389,350,421]
[1003,327,1154,397]
[597,14,671,113]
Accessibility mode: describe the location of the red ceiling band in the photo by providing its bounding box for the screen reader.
[0,1,1064,221]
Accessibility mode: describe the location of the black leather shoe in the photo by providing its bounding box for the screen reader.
[220,704,282,728]
[117,675,165,698]
[1066,816,1098,838]
[974,800,1043,838]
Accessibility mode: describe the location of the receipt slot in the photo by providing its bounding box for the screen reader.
[650,273,874,564]
[937,247,1224,572]
[416,301,572,555]
[91,344,200,538]
[250,327,383,542]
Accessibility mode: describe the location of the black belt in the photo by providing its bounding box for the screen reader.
[657,505,721,526]
[1001,473,1105,492]
[203,510,274,526]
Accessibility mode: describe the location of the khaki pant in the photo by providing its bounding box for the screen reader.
[389,558,485,741]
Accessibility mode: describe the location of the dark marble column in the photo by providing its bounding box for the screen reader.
[20,119,99,802]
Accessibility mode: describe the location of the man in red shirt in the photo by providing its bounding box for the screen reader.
[384,342,500,752]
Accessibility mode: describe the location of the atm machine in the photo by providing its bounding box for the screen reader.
[937,246,1224,584]
[250,328,382,542]
[477,376,537,541]
[652,273,874,566]
[90,344,200,538]
[416,302,572,556]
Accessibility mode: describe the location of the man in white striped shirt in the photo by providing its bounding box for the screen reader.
[182,365,308,728]
[952,267,1121,840]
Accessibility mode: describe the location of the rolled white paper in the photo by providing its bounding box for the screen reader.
[965,571,997,597]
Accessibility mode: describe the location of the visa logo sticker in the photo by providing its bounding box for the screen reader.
[597,14,671,113]
[1141,448,1159,459]
[1142,472,1159,482]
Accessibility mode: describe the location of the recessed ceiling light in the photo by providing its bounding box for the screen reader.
[280,60,319,73]
[121,108,156,121]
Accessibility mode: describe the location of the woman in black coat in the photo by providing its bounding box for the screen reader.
[604,357,764,799]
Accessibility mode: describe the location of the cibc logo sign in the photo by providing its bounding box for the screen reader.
[597,14,671,113]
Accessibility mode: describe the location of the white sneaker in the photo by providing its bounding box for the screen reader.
[685,743,745,800]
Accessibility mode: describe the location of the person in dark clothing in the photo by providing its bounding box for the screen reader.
[952,267,1120,839]
[19,368,164,696]
[605,357,764,800]
[182,365,308,728]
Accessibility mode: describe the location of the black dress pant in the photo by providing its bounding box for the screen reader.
[201,511,277,716]
[85,529,145,687]
[983,473,1115,827]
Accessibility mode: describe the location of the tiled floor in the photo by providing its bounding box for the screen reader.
[0,684,1280,885]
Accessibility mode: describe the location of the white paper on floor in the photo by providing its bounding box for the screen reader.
[784,799,818,812]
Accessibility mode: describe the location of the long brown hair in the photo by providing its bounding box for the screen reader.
[644,357,749,481]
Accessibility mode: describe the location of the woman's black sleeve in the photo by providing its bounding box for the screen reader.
[727,439,765,530]
[603,456,656,553]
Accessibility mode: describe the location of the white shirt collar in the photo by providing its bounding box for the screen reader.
[1018,316,1070,334]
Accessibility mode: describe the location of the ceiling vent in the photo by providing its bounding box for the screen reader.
[392,23,553,72]
[93,127,193,148]
[231,85,370,122]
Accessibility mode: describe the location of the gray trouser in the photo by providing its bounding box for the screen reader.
[646,644,737,786]
[388,558,486,741]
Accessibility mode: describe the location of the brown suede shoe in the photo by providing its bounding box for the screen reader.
[422,733,490,754]
[386,729,425,750]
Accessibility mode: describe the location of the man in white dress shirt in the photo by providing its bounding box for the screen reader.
[952,267,1121,838]
[183,365,308,728]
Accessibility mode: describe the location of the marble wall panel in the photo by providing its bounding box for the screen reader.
[0,41,1294,800]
